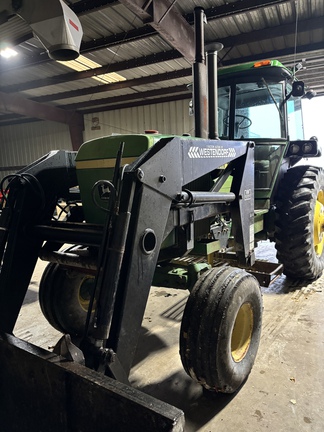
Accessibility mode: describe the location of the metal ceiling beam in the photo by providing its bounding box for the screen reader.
[185,0,290,22]
[1,80,324,128]
[0,51,49,72]
[0,26,156,73]
[17,0,290,60]
[2,14,323,90]
[32,42,324,108]
[0,2,322,74]
[0,113,23,122]
[0,26,157,72]
[32,69,192,103]
[8,42,322,109]
[112,0,195,62]
[2,14,322,94]
[0,117,41,127]
[1,32,34,47]
[80,93,191,115]
[297,70,324,80]
[80,25,156,53]
[221,41,324,67]
[0,91,77,124]
[2,51,183,93]
[70,0,119,15]
[0,91,84,149]
[218,16,324,49]
[0,92,192,127]
[3,80,324,129]
[61,85,190,110]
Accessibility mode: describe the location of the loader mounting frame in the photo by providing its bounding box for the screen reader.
[0,136,254,430]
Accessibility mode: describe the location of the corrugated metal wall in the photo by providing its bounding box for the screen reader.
[83,99,193,141]
[0,120,72,179]
[0,99,193,180]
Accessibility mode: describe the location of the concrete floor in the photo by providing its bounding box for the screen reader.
[14,241,324,432]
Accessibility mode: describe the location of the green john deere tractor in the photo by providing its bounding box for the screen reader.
[0,56,322,403]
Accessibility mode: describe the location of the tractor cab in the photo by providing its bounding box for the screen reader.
[217,59,315,209]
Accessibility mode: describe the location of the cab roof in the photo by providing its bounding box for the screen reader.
[218,59,293,81]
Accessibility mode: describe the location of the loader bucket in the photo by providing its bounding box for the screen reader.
[0,334,185,432]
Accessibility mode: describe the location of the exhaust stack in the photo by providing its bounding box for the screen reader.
[192,7,208,139]
[192,7,223,139]
[1,0,82,61]
[206,43,223,139]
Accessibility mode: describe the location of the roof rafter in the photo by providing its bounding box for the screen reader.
[118,0,195,62]
[219,16,324,50]
[186,0,290,21]
[61,85,190,110]
[32,69,192,103]
[0,91,84,149]
[1,51,184,93]
[70,0,119,15]
[0,0,293,73]
[80,93,190,115]
[1,15,322,96]
[221,41,324,67]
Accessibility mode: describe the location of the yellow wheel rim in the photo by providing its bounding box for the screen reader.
[313,190,324,257]
[231,303,253,362]
[78,277,96,312]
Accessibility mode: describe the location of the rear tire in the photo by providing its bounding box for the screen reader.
[180,266,262,394]
[274,165,324,279]
[39,263,95,336]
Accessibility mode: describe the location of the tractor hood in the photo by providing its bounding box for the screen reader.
[1,0,82,60]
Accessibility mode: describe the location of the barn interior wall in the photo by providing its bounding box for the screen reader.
[83,99,193,141]
[0,99,193,180]
[0,120,72,179]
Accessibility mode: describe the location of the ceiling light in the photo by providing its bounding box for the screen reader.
[60,59,89,72]
[0,48,18,59]
[58,54,125,83]
[93,72,126,84]
[77,56,101,69]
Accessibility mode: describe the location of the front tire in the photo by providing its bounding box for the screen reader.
[39,263,95,336]
[180,266,262,394]
[274,165,324,279]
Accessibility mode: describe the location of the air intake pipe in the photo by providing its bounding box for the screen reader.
[1,0,82,60]
[192,7,208,139]
[206,42,223,139]
[192,7,223,139]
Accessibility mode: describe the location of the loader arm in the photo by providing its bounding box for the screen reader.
[0,150,77,333]
[0,136,254,376]
[0,136,255,432]
[87,136,255,376]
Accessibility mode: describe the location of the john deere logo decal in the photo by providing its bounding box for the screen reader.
[188,146,236,158]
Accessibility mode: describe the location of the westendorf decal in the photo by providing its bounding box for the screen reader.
[188,146,236,158]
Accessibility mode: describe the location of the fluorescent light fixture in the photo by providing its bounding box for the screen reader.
[0,48,18,59]
[58,54,126,83]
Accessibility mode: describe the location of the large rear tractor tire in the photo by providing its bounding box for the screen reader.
[39,263,95,336]
[180,266,262,394]
[274,165,324,280]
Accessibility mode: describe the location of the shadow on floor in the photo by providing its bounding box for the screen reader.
[22,286,38,305]
[133,368,244,431]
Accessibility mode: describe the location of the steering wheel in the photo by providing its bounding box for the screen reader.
[223,114,252,129]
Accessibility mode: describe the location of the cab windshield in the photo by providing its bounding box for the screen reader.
[218,81,285,140]
[287,95,304,140]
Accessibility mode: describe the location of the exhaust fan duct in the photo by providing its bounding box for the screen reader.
[2,0,82,60]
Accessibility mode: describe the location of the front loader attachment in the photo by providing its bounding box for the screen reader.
[0,333,184,432]
[0,135,255,430]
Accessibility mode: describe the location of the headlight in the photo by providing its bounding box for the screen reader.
[302,142,313,154]
[288,139,319,157]
[290,144,300,154]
